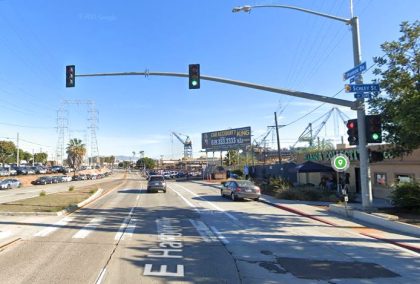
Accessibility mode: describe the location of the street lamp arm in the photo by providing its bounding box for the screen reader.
[233,4,351,24]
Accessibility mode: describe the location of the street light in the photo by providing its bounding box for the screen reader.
[233,3,372,208]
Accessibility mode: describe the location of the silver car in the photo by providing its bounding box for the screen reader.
[147,175,167,193]
[0,178,21,189]
[221,180,261,201]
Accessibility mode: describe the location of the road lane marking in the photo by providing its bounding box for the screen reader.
[95,268,106,284]
[0,231,13,240]
[169,185,200,213]
[189,219,217,242]
[144,218,184,277]
[136,195,140,201]
[173,183,238,221]
[122,218,137,240]
[72,217,103,239]
[34,217,74,237]
[114,217,130,240]
[210,226,229,244]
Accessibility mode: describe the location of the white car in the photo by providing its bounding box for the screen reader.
[61,175,73,182]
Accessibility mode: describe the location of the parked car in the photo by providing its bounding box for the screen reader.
[0,167,10,177]
[72,175,82,181]
[32,176,53,185]
[50,176,61,183]
[26,167,36,175]
[221,180,261,201]
[61,175,72,182]
[33,166,47,174]
[147,175,167,193]
[86,174,97,180]
[50,166,67,174]
[0,178,21,189]
[12,166,28,175]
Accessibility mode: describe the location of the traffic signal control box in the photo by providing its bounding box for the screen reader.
[189,64,200,89]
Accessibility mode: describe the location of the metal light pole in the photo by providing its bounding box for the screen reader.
[233,3,372,208]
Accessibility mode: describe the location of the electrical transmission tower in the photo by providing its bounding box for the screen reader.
[55,100,100,166]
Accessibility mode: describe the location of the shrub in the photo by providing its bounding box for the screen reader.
[39,190,46,197]
[89,188,97,194]
[391,182,420,209]
[68,186,75,192]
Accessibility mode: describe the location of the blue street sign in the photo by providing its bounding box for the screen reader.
[354,93,372,99]
[343,62,367,81]
[345,83,380,93]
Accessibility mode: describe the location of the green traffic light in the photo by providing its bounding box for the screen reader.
[372,133,380,140]
[192,80,198,86]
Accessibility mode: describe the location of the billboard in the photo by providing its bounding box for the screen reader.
[202,127,251,151]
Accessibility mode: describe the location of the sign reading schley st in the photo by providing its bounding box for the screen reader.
[202,127,251,152]
[305,149,359,162]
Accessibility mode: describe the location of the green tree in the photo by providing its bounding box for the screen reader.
[223,150,239,166]
[34,152,48,164]
[0,141,16,165]
[21,151,33,163]
[66,138,87,174]
[370,21,420,157]
[136,157,156,169]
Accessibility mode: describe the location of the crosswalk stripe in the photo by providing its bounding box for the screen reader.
[34,217,74,237]
[0,230,13,240]
[72,217,103,239]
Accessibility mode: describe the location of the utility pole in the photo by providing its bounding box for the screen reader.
[16,133,20,167]
[274,112,282,164]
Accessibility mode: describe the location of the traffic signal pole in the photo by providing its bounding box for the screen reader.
[75,71,355,108]
[351,17,373,208]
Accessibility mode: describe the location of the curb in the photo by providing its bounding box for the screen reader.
[0,188,104,216]
[329,204,420,238]
[261,198,420,254]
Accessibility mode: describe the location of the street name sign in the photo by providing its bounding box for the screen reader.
[343,62,366,81]
[354,93,372,99]
[331,154,350,172]
[345,84,380,93]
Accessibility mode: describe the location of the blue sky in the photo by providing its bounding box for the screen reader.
[0,0,418,160]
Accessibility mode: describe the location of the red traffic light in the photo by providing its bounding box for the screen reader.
[347,121,356,129]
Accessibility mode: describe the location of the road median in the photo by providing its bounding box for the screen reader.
[0,186,102,216]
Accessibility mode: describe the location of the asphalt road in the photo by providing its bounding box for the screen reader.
[0,174,418,283]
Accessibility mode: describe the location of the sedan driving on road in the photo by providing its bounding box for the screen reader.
[147,175,167,193]
[221,180,261,201]
[0,178,21,189]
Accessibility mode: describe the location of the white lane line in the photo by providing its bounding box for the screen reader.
[173,183,238,221]
[72,217,103,239]
[95,268,106,284]
[122,218,137,240]
[189,219,217,243]
[210,226,229,244]
[34,217,74,237]
[114,217,130,240]
[0,231,13,240]
[169,185,200,213]
[136,195,140,201]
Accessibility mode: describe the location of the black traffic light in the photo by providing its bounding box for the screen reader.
[189,64,200,89]
[346,119,358,145]
[365,114,382,144]
[66,65,75,88]
[369,150,384,163]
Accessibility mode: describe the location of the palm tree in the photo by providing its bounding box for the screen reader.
[66,138,87,175]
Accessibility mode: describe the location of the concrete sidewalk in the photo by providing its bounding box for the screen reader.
[192,179,420,254]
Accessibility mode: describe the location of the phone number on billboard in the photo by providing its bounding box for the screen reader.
[211,137,245,146]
